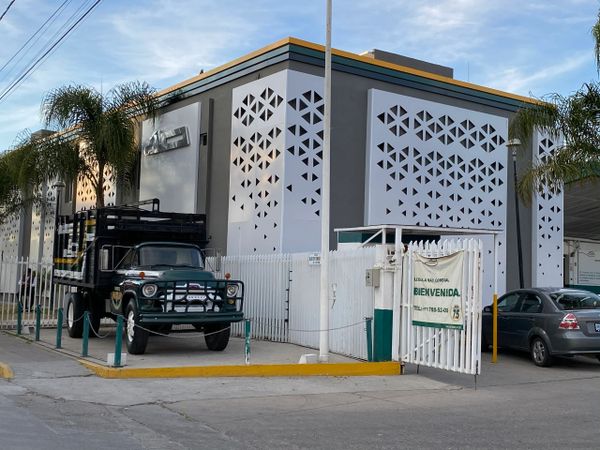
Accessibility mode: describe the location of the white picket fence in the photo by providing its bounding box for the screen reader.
[399,239,482,375]
[0,258,68,328]
[212,247,377,360]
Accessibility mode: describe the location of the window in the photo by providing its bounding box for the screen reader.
[117,249,137,269]
[550,291,600,310]
[519,294,543,313]
[497,293,520,312]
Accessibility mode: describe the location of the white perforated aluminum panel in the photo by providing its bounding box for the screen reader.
[531,131,564,287]
[0,213,21,261]
[228,70,323,255]
[366,89,508,294]
[76,165,116,211]
[29,185,56,263]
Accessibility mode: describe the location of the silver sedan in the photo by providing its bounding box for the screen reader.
[482,288,600,366]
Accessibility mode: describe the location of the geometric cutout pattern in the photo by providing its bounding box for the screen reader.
[531,131,563,286]
[76,163,116,211]
[0,212,22,262]
[29,184,57,262]
[228,70,323,255]
[366,89,508,293]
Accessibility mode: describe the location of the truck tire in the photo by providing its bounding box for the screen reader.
[66,293,85,338]
[204,323,231,351]
[125,300,149,355]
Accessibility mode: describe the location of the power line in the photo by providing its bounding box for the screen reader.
[0,0,16,23]
[0,0,102,104]
[0,0,71,76]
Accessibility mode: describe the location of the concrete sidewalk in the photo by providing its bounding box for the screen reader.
[1,327,401,378]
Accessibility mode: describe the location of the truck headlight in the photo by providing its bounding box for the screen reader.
[226,284,238,298]
[142,284,158,297]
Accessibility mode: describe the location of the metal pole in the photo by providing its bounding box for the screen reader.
[82,310,89,357]
[319,0,332,363]
[56,307,63,349]
[244,319,251,365]
[492,234,498,363]
[35,304,41,341]
[17,302,22,335]
[512,150,524,289]
[114,315,123,367]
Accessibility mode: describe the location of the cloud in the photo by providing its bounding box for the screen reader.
[485,52,591,94]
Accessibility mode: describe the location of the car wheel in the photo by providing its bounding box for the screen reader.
[125,300,149,355]
[530,337,553,367]
[204,323,231,351]
[66,293,85,338]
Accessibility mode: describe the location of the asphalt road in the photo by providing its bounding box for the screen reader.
[1,332,600,449]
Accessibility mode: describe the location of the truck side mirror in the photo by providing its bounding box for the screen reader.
[100,248,110,271]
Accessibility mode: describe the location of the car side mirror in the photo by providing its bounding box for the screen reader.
[483,305,492,313]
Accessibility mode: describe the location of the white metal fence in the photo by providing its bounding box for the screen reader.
[212,248,377,360]
[399,239,482,375]
[0,258,68,329]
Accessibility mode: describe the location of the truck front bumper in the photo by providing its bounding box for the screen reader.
[139,311,244,325]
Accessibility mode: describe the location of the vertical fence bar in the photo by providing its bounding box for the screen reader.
[56,307,63,348]
[82,311,89,357]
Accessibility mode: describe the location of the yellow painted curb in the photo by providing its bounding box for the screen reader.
[79,360,402,379]
[0,362,14,380]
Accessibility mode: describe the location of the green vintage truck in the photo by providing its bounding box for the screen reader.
[53,199,244,354]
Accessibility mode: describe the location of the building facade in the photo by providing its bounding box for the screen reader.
[1,37,569,299]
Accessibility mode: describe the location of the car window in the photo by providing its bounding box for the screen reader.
[519,293,543,313]
[497,293,520,312]
[550,291,600,310]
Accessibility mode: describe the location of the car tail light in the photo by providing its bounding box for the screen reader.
[559,313,580,330]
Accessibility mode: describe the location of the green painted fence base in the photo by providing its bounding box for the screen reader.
[373,308,393,362]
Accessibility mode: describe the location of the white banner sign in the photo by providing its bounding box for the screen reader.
[412,250,464,330]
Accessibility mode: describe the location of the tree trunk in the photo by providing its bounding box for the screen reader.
[95,163,105,209]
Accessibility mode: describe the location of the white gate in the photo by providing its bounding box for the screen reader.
[399,239,482,374]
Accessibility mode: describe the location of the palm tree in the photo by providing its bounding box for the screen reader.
[510,11,600,198]
[41,81,159,208]
[0,130,54,223]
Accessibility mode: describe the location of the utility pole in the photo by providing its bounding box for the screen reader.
[319,0,332,362]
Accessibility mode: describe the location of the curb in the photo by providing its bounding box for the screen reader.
[79,360,403,379]
[0,362,14,380]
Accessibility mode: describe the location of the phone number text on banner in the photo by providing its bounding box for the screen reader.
[412,250,464,330]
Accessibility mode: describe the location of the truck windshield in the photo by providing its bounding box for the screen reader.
[137,245,204,269]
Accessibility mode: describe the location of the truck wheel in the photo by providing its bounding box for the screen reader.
[204,323,231,351]
[125,300,149,355]
[66,293,85,338]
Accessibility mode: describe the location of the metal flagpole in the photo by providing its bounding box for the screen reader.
[319,0,332,362]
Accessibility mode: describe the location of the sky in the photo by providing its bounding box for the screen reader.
[0,0,598,151]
